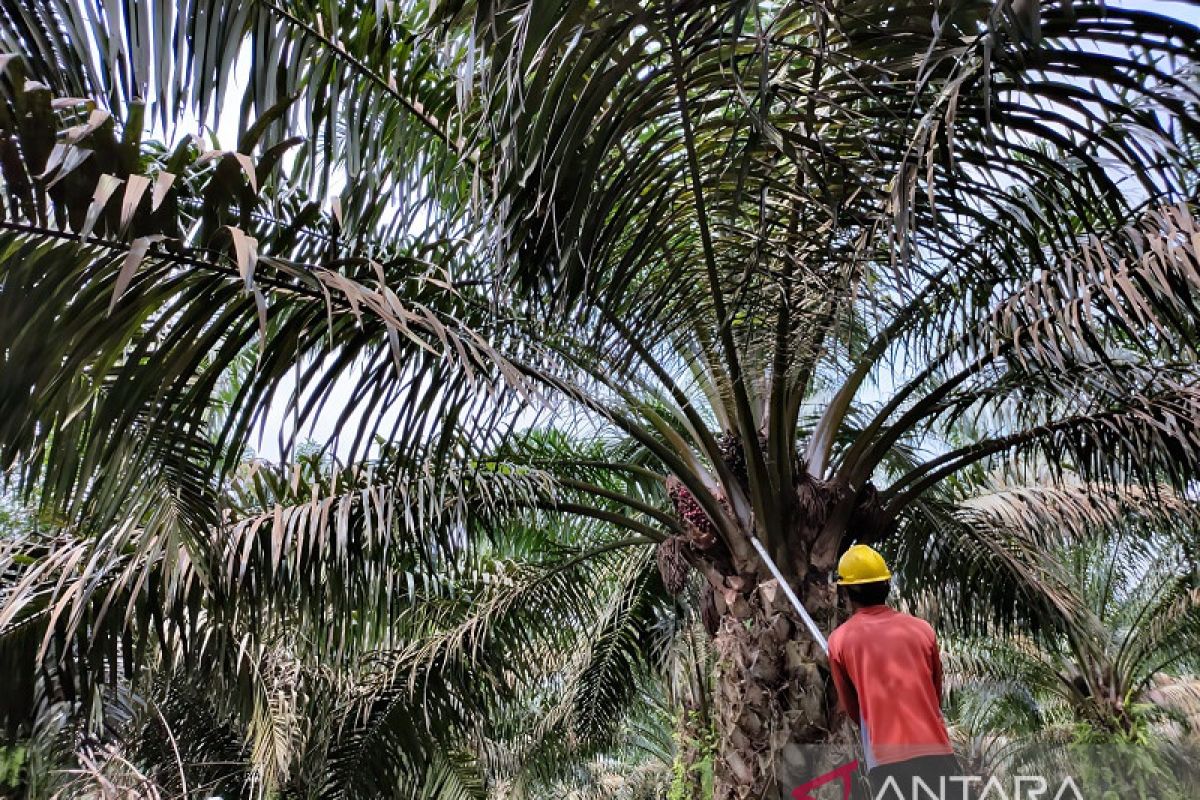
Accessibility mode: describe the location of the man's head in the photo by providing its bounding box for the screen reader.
[843,580,891,609]
[835,544,892,610]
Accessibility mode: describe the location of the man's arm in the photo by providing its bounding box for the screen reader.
[829,649,861,724]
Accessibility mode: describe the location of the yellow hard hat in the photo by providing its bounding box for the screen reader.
[836,544,892,585]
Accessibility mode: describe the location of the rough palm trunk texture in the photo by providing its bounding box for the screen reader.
[712,572,851,799]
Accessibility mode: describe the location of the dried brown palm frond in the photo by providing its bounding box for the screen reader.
[700,583,720,638]
[1145,675,1200,741]
[655,536,690,596]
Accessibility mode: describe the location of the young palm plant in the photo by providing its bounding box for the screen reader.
[3,2,1200,798]
[927,481,1200,792]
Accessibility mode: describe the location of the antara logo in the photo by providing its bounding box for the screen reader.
[791,759,858,800]
[791,761,1088,800]
[871,776,1085,800]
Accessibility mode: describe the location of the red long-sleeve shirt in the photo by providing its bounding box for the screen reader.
[828,605,953,767]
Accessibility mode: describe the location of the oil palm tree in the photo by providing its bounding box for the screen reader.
[3,1,1200,798]
[901,477,1200,737]
[1,441,688,798]
[930,484,1200,794]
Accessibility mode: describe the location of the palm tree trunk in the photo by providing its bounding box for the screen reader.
[710,568,852,799]
[675,701,708,799]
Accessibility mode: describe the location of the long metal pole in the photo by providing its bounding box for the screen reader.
[749,533,868,778]
[748,533,829,655]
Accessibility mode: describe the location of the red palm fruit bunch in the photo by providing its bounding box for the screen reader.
[666,475,719,549]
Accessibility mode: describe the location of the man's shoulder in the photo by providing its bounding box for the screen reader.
[827,617,852,653]
[894,610,937,638]
[828,610,868,649]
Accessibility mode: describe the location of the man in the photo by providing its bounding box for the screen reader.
[828,544,962,799]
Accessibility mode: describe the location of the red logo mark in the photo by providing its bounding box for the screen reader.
[791,759,859,800]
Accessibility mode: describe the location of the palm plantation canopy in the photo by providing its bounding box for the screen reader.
[1,0,1200,797]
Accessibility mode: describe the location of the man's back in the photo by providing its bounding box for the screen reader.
[828,605,953,767]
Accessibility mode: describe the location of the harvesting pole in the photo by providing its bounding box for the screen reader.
[747,529,865,772]
[747,532,829,655]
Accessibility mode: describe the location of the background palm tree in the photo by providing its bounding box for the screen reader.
[1,440,690,798]
[932,486,1200,796]
[3,1,1200,797]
